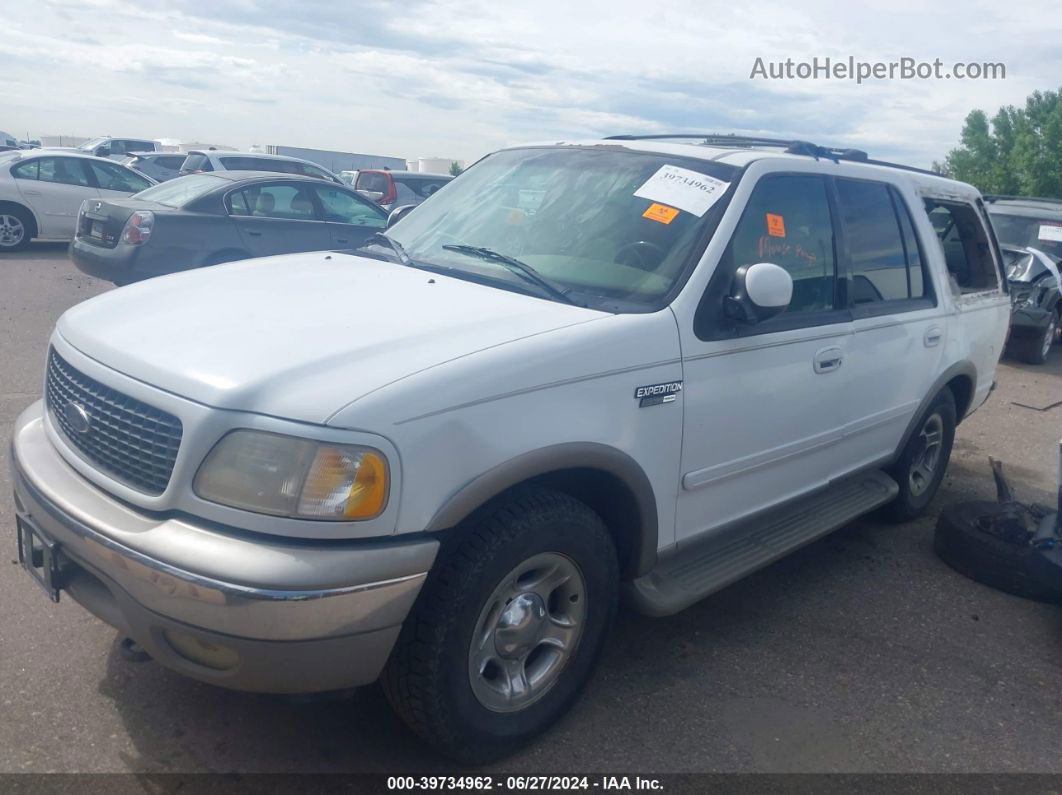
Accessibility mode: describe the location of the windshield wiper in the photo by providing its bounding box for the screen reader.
[441,244,578,306]
[360,232,411,266]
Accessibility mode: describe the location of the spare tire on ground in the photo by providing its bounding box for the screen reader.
[934,501,1062,604]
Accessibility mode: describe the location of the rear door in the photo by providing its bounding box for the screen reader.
[309,183,388,247]
[11,156,99,239]
[227,180,332,257]
[832,178,945,473]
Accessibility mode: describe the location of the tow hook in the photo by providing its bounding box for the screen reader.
[118,636,152,663]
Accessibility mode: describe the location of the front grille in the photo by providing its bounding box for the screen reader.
[45,349,183,495]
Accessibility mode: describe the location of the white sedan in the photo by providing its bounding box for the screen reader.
[0,150,155,252]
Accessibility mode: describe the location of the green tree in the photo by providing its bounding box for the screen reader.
[943,88,1062,198]
[449,161,464,176]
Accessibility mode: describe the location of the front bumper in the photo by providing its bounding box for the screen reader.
[12,401,438,693]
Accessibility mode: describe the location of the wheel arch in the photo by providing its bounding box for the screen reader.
[892,361,976,462]
[0,200,39,239]
[424,442,659,579]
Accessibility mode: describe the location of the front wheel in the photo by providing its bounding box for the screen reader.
[885,389,957,522]
[382,487,618,763]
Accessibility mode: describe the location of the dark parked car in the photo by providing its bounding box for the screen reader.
[353,169,452,211]
[70,171,389,284]
[1000,244,1061,364]
[986,196,1062,364]
[121,151,188,182]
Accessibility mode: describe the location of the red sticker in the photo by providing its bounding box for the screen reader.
[766,213,786,237]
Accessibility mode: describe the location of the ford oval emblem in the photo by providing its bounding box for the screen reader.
[64,401,92,434]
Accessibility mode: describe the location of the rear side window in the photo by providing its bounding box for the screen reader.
[725,174,837,314]
[230,183,319,220]
[925,200,1001,293]
[158,156,185,170]
[11,160,41,180]
[35,157,92,187]
[836,179,929,307]
[181,153,213,173]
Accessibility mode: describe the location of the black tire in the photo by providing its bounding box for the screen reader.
[1014,312,1057,365]
[885,388,956,522]
[382,486,619,763]
[0,205,35,252]
[934,501,1062,603]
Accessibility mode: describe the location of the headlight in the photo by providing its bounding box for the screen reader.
[193,430,389,520]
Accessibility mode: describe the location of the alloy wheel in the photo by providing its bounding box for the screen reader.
[468,552,587,713]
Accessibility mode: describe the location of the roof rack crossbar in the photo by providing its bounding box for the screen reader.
[604,133,948,176]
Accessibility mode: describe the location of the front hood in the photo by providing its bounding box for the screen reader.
[58,252,605,424]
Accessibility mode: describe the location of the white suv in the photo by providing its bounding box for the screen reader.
[12,134,1010,761]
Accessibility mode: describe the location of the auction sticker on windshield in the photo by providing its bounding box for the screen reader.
[634,165,729,217]
[1039,224,1062,242]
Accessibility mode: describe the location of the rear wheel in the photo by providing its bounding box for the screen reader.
[382,487,618,763]
[0,206,34,252]
[885,389,956,521]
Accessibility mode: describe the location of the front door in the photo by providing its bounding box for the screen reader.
[832,178,946,473]
[308,183,388,248]
[676,173,853,542]
[227,181,332,257]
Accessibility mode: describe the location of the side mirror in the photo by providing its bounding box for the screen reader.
[386,204,416,229]
[724,262,793,324]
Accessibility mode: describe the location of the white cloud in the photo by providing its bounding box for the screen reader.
[1,0,1058,166]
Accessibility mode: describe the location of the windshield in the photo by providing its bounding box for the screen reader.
[133,173,224,207]
[384,147,737,311]
[77,137,108,151]
[989,210,1062,261]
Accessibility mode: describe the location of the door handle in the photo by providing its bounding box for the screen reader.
[22,190,41,196]
[924,325,943,347]
[813,346,844,374]
[247,231,262,237]
[335,238,349,245]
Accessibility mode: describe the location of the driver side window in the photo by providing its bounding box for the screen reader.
[725,174,838,314]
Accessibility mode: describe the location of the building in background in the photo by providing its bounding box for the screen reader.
[40,134,90,148]
[257,144,405,173]
[406,157,463,174]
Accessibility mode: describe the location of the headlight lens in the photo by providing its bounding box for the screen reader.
[193,430,389,520]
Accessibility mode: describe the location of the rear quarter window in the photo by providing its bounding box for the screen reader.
[181,153,213,173]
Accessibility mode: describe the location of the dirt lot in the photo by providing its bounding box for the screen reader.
[1,243,1060,774]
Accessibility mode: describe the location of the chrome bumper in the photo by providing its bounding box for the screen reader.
[11,401,438,693]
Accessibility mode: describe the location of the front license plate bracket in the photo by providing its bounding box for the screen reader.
[16,516,63,602]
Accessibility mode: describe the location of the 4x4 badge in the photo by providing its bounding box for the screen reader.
[635,381,682,407]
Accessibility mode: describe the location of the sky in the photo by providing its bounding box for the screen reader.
[1,0,1060,169]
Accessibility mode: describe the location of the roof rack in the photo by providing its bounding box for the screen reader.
[983,194,1062,206]
[603,133,941,177]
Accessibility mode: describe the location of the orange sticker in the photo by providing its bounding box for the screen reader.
[766,213,786,237]
[643,203,680,224]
